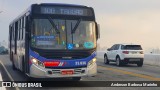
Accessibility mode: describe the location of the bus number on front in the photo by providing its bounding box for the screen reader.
[75,61,87,66]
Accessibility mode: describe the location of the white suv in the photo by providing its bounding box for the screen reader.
[104,44,144,67]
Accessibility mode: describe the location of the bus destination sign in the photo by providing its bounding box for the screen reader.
[41,7,92,16]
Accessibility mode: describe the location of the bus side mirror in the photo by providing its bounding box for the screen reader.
[96,23,100,39]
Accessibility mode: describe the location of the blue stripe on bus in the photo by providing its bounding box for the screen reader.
[29,49,96,68]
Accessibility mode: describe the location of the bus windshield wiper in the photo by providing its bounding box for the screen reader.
[71,19,81,34]
[47,16,60,34]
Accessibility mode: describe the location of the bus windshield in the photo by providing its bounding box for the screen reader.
[31,19,96,50]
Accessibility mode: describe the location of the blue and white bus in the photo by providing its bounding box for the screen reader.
[9,3,100,80]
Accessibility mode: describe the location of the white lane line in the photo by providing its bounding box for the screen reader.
[0,61,14,81]
[0,72,6,90]
[0,61,20,90]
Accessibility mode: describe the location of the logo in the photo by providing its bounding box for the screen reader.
[58,62,65,66]
[2,82,11,87]
[68,44,74,49]
[1,82,42,87]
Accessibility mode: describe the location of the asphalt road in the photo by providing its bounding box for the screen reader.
[0,55,160,90]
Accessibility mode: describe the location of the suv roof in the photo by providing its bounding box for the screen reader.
[119,43,141,46]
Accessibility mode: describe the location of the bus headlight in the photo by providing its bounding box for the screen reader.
[88,58,96,67]
[31,58,45,68]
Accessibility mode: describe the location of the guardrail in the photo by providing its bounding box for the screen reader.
[144,54,160,66]
[96,51,160,66]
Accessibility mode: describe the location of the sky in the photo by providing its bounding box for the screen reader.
[0,0,160,52]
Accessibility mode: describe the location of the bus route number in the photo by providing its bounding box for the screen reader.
[75,61,87,66]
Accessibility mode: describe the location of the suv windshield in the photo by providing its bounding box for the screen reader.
[121,45,142,50]
[31,19,96,50]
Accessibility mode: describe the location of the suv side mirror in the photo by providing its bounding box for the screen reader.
[96,22,100,39]
[107,48,111,51]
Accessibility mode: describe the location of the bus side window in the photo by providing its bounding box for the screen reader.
[19,20,21,40]
[23,16,26,40]
[19,18,21,40]
[11,25,13,41]
[15,21,18,54]
[9,26,12,41]
[12,25,14,41]
[12,25,13,41]
[13,25,15,41]
[21,18,24,40]
[11,26,13,40]
[17,21,19,40]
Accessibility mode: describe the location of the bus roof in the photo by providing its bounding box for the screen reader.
[9,3,91,25]
[38,3,88,7]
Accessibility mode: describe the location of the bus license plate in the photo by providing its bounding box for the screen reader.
[61,70,74,75]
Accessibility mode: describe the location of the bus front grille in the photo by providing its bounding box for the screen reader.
[47,68,85,75]
[37,50,95,59]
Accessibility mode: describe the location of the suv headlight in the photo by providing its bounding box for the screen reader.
[88,58,96,67]
[31,57,45,68]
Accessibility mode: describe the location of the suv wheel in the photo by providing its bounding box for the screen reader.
[116,57,122,66]
[104,55,109,64]
[137,62,143,67]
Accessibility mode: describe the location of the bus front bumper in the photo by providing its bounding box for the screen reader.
[29,63,97,78]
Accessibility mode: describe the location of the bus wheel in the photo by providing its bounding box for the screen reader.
[12,54,17,70]
[12,61,17,70]
[72,77,81,81]
[25,75,36,81]
[22,57,25,73]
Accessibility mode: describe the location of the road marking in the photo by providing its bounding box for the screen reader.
[0,61,14,81]
[0,72,6,90]
[0,61,20,90]
[98,65,160,81]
